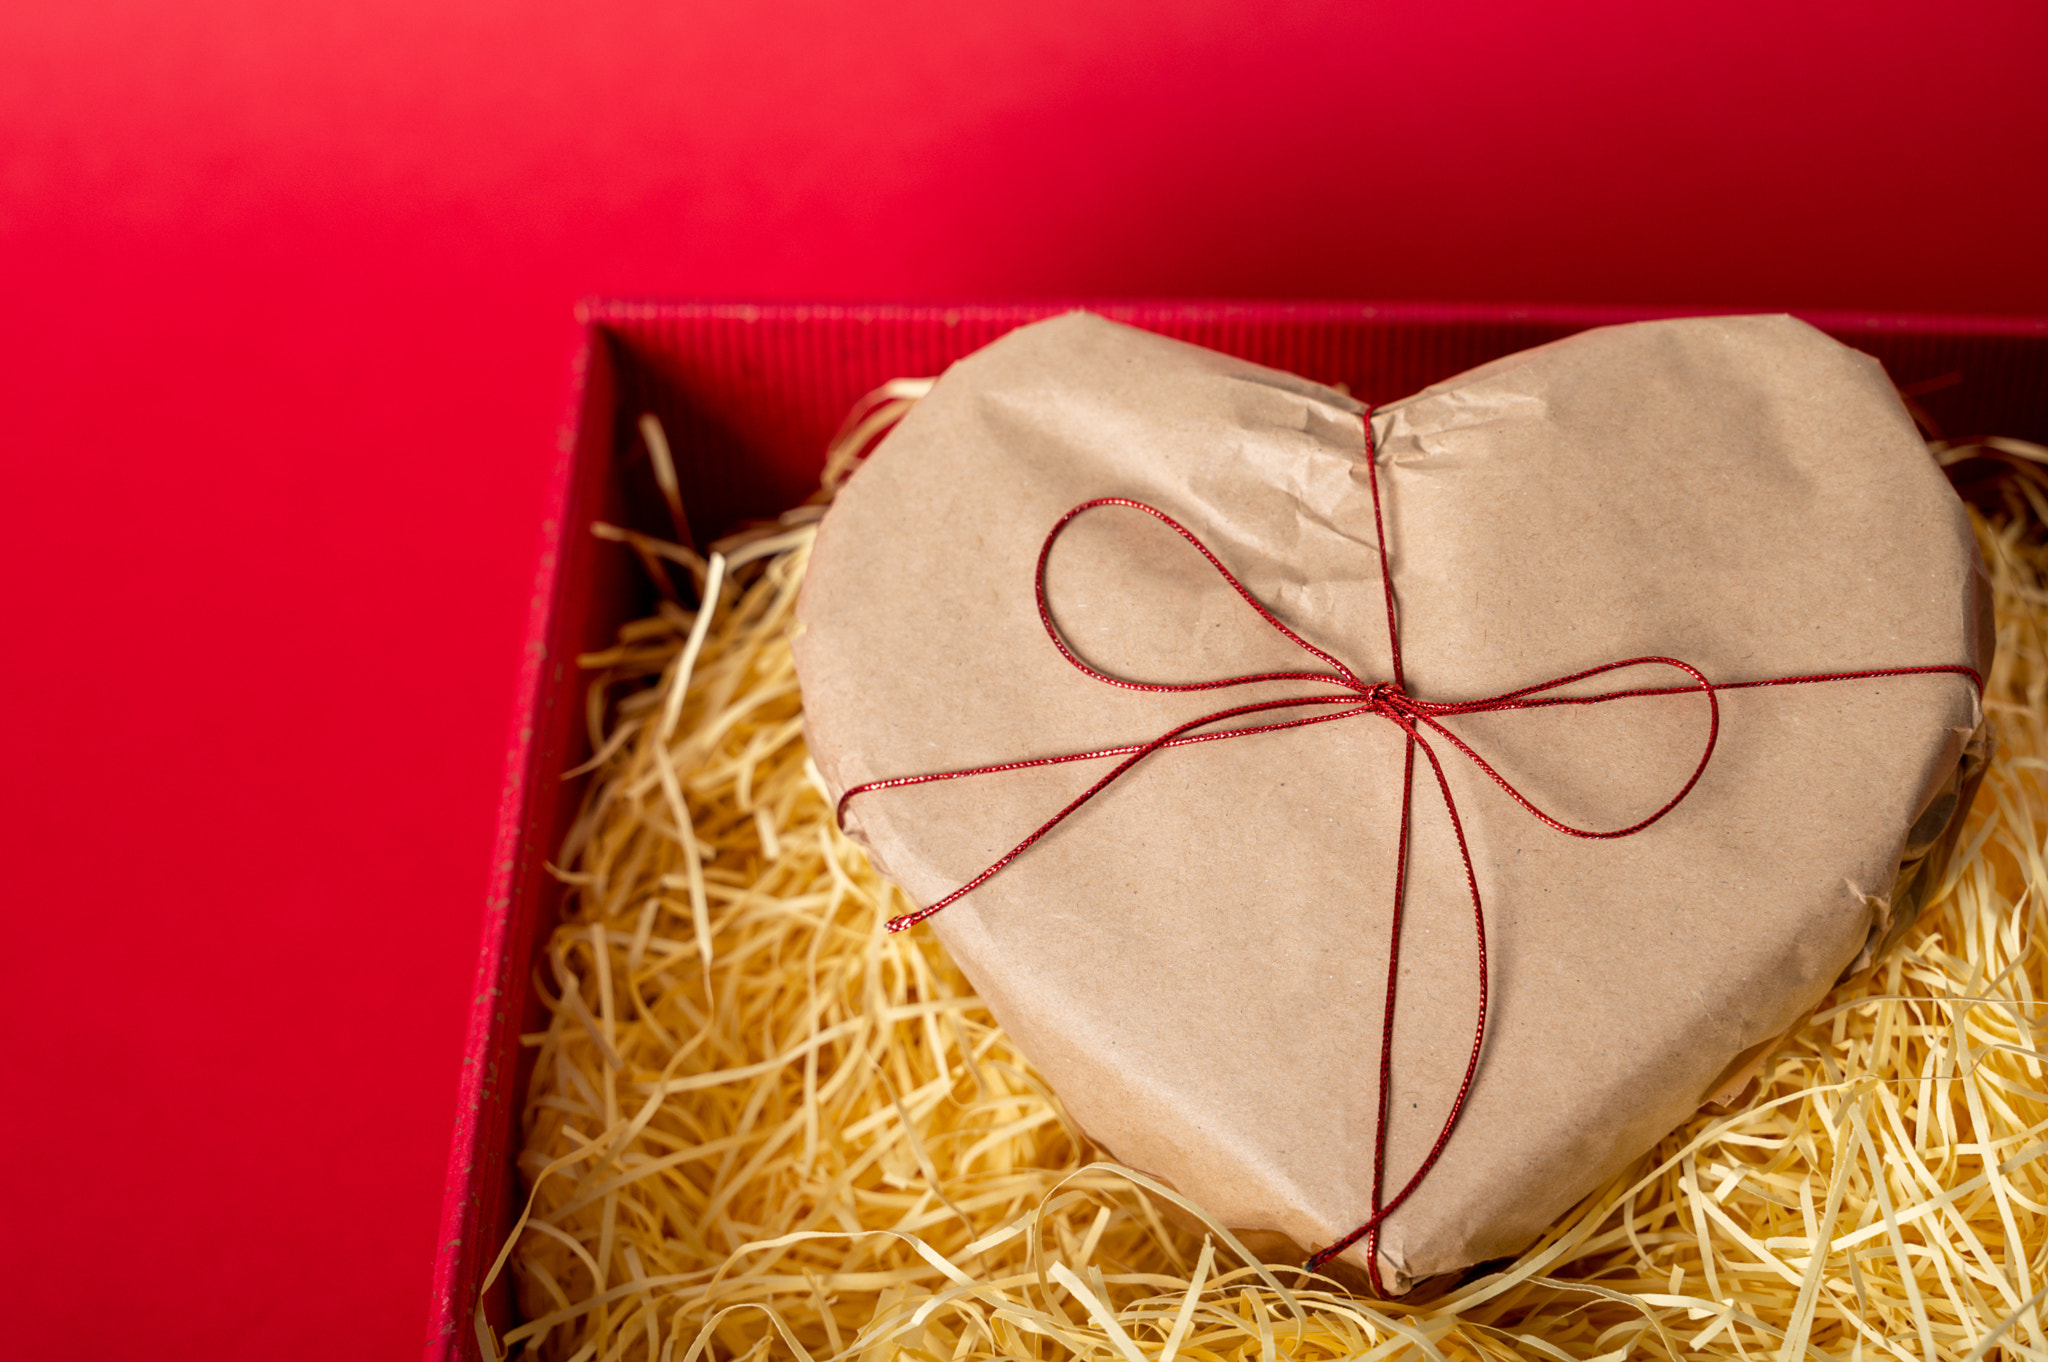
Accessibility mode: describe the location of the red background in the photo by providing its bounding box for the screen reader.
[2,3,2043,1357]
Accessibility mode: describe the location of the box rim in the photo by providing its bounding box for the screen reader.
[579,295,2048,337]
[423,323,597,1361]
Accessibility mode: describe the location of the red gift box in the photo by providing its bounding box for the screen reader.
[422,301,2048,1361]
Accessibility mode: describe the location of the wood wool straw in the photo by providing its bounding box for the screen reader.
[479,411,2048,1362]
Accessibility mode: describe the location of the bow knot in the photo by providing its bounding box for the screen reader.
[1362,680,1408,717]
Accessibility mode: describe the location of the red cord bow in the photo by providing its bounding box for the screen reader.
[834,416,1980,1295]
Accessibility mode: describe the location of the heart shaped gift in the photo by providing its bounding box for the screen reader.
[791,313,1990,1294]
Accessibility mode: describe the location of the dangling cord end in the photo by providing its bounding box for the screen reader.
[1302,1227,1390,1298]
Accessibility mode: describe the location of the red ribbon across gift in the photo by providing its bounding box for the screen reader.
[834,414,1981,1296]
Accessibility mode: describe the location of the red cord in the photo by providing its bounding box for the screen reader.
[835,413,1982,1294]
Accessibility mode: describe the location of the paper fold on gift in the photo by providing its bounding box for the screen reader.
[792,312,1991,1293]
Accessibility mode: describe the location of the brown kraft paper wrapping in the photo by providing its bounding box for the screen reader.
[791,312,1992,1294]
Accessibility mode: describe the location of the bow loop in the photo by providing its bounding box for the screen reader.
[1034,497,1368,697]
